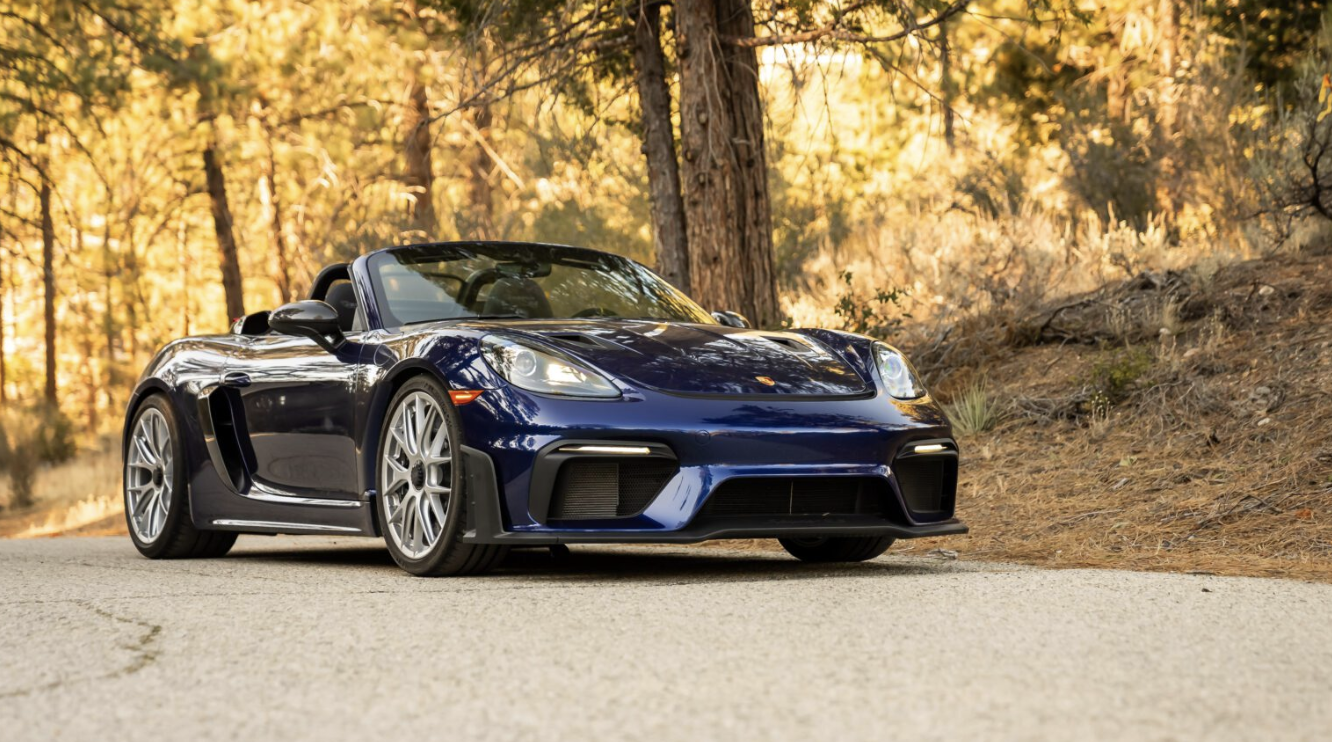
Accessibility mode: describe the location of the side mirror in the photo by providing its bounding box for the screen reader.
[270,300,346,352]
[711,310,751,329]
[231,311,271,336]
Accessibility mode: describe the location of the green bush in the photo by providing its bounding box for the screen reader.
[1086,346,1154,415]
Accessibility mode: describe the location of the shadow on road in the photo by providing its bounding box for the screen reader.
[225,542,958,584]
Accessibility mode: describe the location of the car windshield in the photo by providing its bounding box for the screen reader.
[366,243,717,328]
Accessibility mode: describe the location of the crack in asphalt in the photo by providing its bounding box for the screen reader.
[0,600,163,701]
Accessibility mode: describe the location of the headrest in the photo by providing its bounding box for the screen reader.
[325,282,358,331]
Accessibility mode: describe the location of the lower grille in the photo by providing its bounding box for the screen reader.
[700,477,891,518]
[894,456,956,518]
[548,459,677,520]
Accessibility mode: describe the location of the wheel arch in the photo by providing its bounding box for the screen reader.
[121,379,177,465]
[358,360,455,510]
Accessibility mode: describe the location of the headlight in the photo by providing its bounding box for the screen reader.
[872,343,926,399]
[480,336,620,398]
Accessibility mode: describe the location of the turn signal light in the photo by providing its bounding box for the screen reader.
[449,390,484,405]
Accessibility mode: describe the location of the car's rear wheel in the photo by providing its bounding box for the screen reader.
[778,535,895,563]
[376,376,507,576]
[124,394,237,559]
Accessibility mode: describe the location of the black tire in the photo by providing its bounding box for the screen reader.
[125,394,237,559]
[778,535,895,563]
[375,376,507,577]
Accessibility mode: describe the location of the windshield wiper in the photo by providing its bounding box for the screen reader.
[400,314,527,327]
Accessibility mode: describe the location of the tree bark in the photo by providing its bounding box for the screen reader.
[39,130,57,404]
[0,243,7,406]
[202,123,245,322]
[940,18,955,151]
[265,124,293,304]
[634,0,690,291]
[467,102,496,239]
[404,69,437,238]
[716,0,779,327]
[676,0,745,317]
[1156,0,1181,220]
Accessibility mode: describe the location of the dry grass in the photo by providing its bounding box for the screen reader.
[901,249,1332,582]
[0,442,126,538]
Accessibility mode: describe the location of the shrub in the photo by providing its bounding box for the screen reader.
[0,403,77,511]
[944,380,1003,436]
[833,270,909,339]
[1085,346,1154,415]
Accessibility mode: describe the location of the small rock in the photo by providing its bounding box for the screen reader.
[1255,386,1271,396]
[1202,587,1212,593]
[1257,417,1271,426]
[925,548,959,561]
[1258,284,1276,296]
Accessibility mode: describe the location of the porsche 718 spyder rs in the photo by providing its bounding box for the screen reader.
[122,241,966,576]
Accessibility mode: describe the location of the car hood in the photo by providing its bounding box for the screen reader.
[463,319,872,396]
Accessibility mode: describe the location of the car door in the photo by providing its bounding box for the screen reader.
[222,334,364,499]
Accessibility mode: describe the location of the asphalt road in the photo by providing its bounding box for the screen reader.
[1,537,1330,741]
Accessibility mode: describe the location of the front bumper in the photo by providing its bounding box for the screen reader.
[454,385,967,544]
[459,445,968,544]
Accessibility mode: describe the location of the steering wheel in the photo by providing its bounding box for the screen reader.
[573,307,619,318]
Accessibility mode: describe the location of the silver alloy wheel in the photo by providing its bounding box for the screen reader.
[125,408,173,544]
[381,391,453,559]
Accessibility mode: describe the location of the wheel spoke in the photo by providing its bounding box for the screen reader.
[418,405,437,457]
[426,492,447,528]
[415,503,432,547]
[132,488,153,517]
[413,396,428,455]
[387,498,407,527]
[383,457,410,495]
[426,422,448,460]
[133,435,158,466]
[406,498,421,550]
[390,421,412,458]
[153,415,169,460]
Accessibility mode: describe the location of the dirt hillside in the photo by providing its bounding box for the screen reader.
[904,249,1332,581]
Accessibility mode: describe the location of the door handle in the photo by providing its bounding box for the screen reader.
[220,372,252,388]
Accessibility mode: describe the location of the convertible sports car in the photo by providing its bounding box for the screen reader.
[123,241,965,576]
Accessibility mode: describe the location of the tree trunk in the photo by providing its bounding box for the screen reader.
[265,124,293,304]
[1157,0,1181,220]
[0,243,7,406]
[39,130,57,404]
[715,0,779,327]
[634,0,690,291]
[467,102,496,240]
[102,205,116,415]
[676,0,745,318]
[940,18,955,151]
[202,124,245,322]
[404,69,437,238]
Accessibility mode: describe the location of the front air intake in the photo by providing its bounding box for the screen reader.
[699,477,893,518]
[548,458,678,520]
[892,454,957,520]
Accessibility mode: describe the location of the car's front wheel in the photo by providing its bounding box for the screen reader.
[376,376,507,577]
[124,394,237,559]
[778,535,894,563]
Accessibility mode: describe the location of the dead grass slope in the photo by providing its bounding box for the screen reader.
[908,249,1332,581]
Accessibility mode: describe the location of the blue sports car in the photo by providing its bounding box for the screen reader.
[122,242,965,576]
